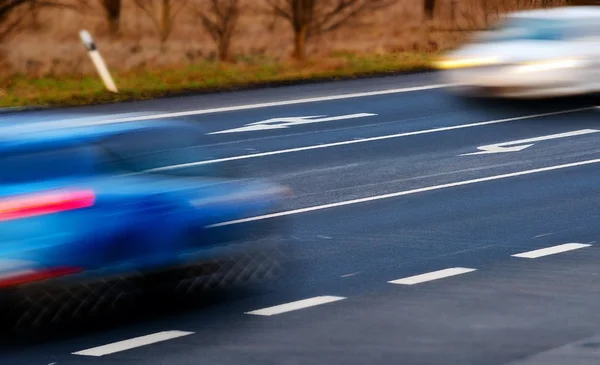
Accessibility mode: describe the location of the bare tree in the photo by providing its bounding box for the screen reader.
[133,0,189,44]
[424,0,435,19]
[0,0,75,43]
[0,0,32,42]
[266,0,393,60]
[99,0,120,36]
[28,0,42,29]
[194,0,240,62]
[566,0,600,4]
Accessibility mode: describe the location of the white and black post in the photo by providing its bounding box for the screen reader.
[79,30,118,93]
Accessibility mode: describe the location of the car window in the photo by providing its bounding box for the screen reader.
[482,17,583,42]
[96,126,226,178]
[0,145,93,184]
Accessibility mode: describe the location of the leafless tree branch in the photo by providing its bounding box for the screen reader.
[194,0,241,61]
[133,0,189,44]
[99,0,121,36]
[0,0,79,43]
[266,0,393,60]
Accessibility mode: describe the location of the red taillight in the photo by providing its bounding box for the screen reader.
[0,267,82,288]
[0,189,95,222]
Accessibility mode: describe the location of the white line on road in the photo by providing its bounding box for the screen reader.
[72,330,194,357]
[512,243,592,259]
[209,113,378,134]
[147,107,593,172]
[388,267,477,285]
[68,84,450,124]
[461,129,600,156]
[245,296,346,316]
[207,157,600,227]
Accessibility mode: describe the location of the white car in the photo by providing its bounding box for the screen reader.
[435,6,600,99]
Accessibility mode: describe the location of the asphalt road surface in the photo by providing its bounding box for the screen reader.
[2,72,600,365]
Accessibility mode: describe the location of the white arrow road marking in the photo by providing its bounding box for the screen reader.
[45,83,448,126]
[462,144,535,155]
[461,129,600,156]
[209,113,377,134]
[138,108,593,174]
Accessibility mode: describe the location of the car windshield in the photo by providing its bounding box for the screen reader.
[481,17,580,42]
[97,126,226,178]
[0,145,92,184]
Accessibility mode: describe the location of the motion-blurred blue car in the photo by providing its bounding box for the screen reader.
[0,116,292,329]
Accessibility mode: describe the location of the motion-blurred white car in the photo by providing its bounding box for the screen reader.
[435,6,600,99]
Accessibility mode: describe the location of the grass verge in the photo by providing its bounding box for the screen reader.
[0,52,437,108]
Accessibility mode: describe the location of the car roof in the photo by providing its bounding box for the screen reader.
[508,6,600,20]
[0,116,203,155]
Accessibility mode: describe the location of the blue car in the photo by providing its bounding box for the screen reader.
[0,116,292,329]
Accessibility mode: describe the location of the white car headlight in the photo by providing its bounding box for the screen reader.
[512,58,586,73]
[434,56,500,69]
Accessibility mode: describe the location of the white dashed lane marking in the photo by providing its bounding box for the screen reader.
[72,330,194,357]
[70,243,594,356]
[245,296,346,316]
[388,267,477,285]
[512,243,592,259]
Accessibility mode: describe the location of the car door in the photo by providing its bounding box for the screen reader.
[0,143,127,269]
[574,19,600,92]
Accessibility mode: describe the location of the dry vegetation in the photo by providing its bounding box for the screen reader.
[0,0,580,107]
[1,0,574,76]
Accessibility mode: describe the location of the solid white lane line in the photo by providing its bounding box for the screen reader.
[72,330,194,357]
[147,107,594,172]
[207,157,600,227]
[70,84,450,124]
[512,243,592,259]
[388,267,477,285]
[245,296,346,316]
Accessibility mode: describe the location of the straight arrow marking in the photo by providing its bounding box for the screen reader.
[462,143,534,156]
[209,113,377,134]
[461,129,600,156]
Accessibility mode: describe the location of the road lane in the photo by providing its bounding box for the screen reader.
[2,155,599,365]
[1,73,599,365]
[119,245,600,365]
[1,73,447,118]
[0,73,449,123]
[1,87,482,138]
[198,107,597,160]
[211,109,600,211]
[197,101,595,141]
[267,160,600,295]
[2,73,596,144]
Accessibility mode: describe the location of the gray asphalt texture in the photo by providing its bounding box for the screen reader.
[1,72,600,365]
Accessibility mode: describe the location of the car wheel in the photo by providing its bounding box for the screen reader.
[0,277,141,333]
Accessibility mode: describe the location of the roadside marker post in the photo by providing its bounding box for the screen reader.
[79,30,118,93]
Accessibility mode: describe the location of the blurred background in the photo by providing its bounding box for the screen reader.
[0,0,593,107]
[2,2,600,364]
